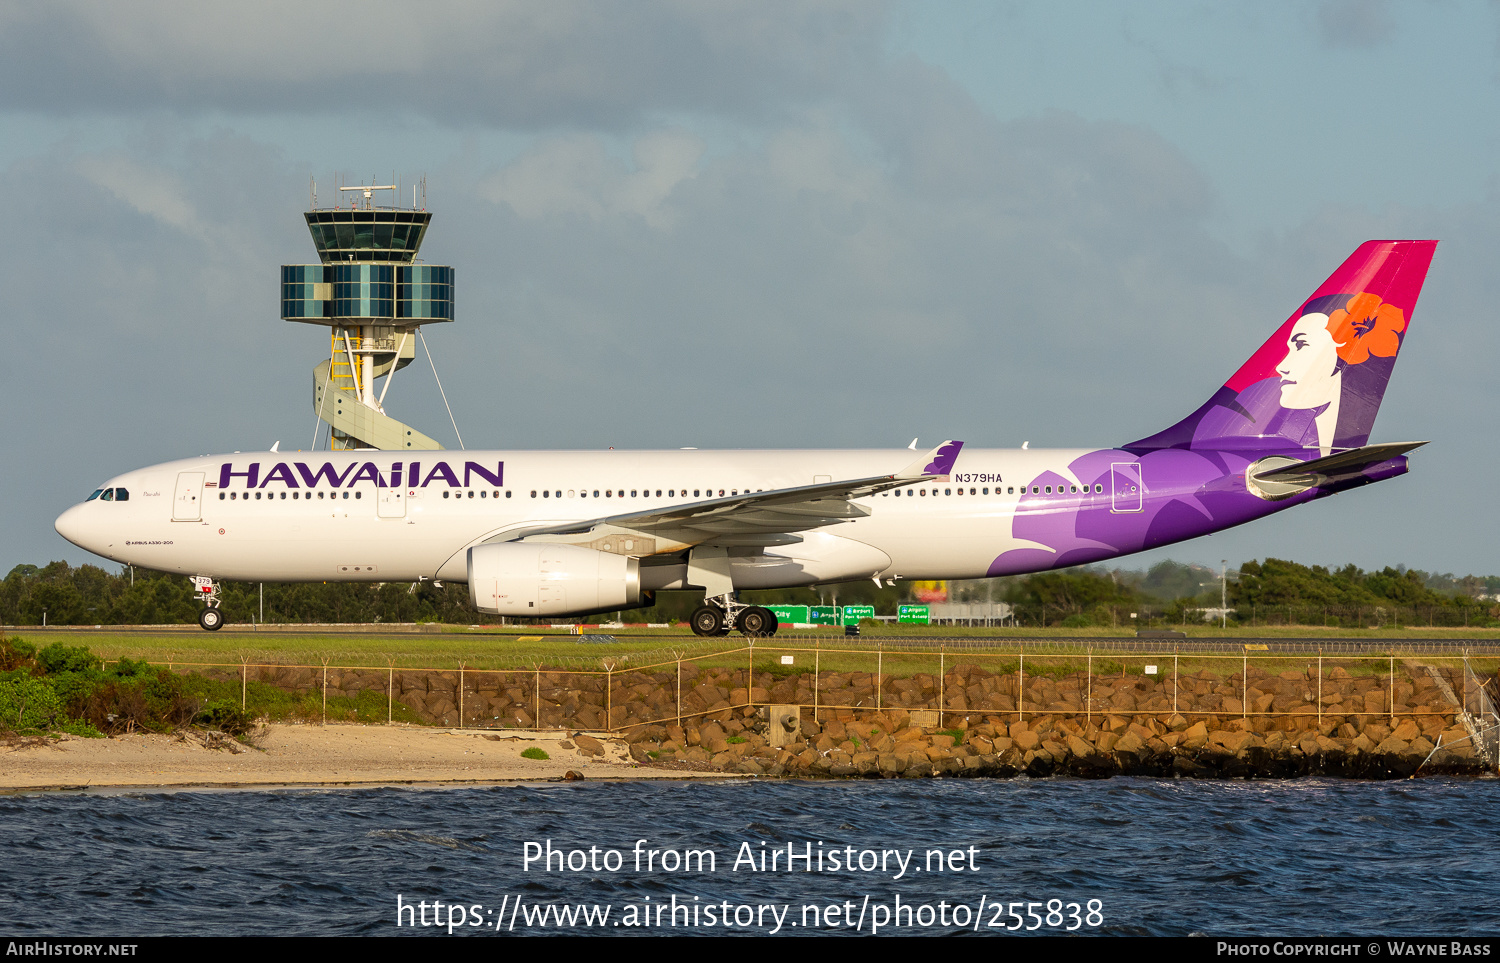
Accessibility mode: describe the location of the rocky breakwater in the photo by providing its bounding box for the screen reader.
[616,662,1488,779]
[239,660,1489,778]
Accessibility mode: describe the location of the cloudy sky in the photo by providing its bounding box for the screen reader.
[3,0,1497,579]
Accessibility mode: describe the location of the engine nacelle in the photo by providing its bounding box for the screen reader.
[468,543,642,617]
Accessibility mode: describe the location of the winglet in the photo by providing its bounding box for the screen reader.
[896,440,964,479]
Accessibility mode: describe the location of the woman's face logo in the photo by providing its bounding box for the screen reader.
[1277,313,1342,409]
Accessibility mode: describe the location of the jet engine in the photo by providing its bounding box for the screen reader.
[467,543,642,617]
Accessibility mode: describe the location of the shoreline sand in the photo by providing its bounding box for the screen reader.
[0,724,725,793]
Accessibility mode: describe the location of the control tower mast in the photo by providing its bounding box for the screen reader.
[280,177,455,450]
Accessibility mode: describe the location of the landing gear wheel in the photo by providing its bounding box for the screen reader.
[690,605,724,637]
[198,606,225,632]
[739,606,775,637]
[765,611,780,636]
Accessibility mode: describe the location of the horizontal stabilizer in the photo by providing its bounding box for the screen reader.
[1250,441,1428,486]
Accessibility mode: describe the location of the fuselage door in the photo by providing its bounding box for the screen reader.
[1110,462,1143,513]
[377,488,406,518]
[173,472,204,521]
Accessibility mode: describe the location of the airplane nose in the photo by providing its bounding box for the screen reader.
[55,504,91,550]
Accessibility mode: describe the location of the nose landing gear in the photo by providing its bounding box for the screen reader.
[191,576,226,631]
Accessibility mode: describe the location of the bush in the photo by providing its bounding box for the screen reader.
[196,698,255,735]
[37,643,102,675]
[0,676,66,732]
[0,637,36,671]
[521,747,550,760]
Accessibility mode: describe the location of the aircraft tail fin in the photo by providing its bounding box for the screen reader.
[1127,240,1437,455]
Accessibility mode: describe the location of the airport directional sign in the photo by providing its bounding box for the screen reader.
[842,605,876,624]
[809,606,841,626]
[898,604,931,625]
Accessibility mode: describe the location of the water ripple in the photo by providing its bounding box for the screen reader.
[1,777,1496,936]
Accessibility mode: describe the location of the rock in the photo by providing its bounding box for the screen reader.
[1391,720,1421,742]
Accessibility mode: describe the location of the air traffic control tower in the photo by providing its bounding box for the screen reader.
[280,180,454,450]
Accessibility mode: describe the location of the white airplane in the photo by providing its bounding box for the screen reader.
[55,240,1436,635]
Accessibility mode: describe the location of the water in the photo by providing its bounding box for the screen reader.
[1,777,1496,936]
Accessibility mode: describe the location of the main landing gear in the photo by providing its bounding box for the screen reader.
[191,576,225,631]
[690,595,779,638]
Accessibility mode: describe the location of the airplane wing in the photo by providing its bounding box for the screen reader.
[492,440,963,555]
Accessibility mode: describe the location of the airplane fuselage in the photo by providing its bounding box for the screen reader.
[54,443,1376,592]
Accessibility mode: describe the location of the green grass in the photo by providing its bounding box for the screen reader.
[13,629,1494,685]
[521,746,549,760]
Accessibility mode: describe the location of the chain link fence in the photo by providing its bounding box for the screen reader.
[133,640,1497,756]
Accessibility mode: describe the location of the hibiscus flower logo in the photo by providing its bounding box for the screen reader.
[1326,292,1406,365]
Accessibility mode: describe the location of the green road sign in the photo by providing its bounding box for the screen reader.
[898,604,930,624]
[842,605,876,624]
[767,605,810,625]
[810,606,841,626]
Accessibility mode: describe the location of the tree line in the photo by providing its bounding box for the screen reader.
[2,558,1496,628]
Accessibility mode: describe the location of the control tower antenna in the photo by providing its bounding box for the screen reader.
[280,175,455,450]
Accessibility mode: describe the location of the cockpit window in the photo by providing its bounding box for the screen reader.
[99,489,114,502]
[86,489,103,501]
[114,488,129,502]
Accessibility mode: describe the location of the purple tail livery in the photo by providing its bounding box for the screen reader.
[988,240,1436,576]
[1130,240,1436,456]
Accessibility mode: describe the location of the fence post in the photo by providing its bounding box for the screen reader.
[1018,647,1024,723]
[1317,650,1323,728]
[607,662,614,734]
[939,646,945,728]
[748,641,754,715]
[321,660,328,726]
[459,662,465,730]
[1242,652,1247,722]
[676,656,682,727]
[534,665,541,731]
[388,664,394,726]
[1086,650,1092,725]
[1389,656,1394,725]
[241,660,247,710]
[1173,651,1179,717]
[876,645,882,712]
[815,640,821,724]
